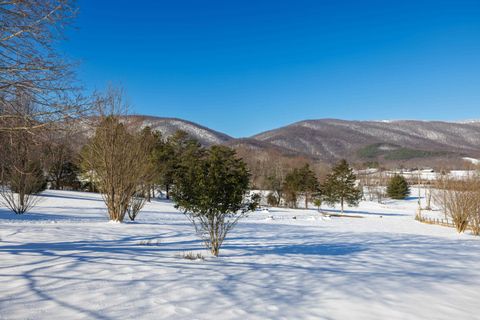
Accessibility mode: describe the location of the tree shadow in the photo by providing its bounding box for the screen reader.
[223,242,367,256]
[38,191,105,203]
[322,208,408,217]
[2,213,480,319]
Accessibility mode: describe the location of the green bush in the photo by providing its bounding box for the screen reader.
[387,175,410,200]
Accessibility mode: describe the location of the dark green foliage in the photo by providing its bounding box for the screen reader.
[322,159,362,213]
[313,197,322,212]
[357,143,396,159]
[298,164,320,209]
[386,175,410,199]
[384,148,448,160]
[140,126,161,201]
[282,164,319,208]
[283,168,303,208]
[171,145,258,256]
[48,161,80,190]
[154,130,201,199]
[357,143,450,161]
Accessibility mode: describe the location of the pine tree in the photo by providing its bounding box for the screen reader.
[387,175,410,200]
[298,164,319,209]
[322,159,362,213]
[153,130,201,199]
[283,168,303,208]
[171,145,258,256]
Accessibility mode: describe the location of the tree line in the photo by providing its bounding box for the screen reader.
[266,159,363,214]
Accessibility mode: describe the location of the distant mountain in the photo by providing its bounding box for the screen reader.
[251,119,480,163]
[80,116,480,165]
[127,115,233,146]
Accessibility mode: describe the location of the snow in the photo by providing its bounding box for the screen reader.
[1,190,480,319]
[463,157,480,165]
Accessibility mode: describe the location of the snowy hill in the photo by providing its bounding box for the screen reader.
[251,119,480,162]
[1,190,480,319]
[78,116,480,164]
[127,115,233,146]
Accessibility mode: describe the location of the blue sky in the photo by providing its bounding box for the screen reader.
[63,0,480,137]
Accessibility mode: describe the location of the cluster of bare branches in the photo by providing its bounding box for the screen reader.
[0,92,46,213]
[81,88,155,222]
[0,0,91,134]
[433,176,480,234]
[357,170,387,203]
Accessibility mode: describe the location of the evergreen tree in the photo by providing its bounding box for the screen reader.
[171,145,258,256]
[282,164,319,209]
[322,159,362,213]
[140,126,161,201]
[297,164,319,209]
[154,130,201,199]
[48,161,80,190]
[387,175,410,200]
[313,197,323,212]
[283,168,303,208]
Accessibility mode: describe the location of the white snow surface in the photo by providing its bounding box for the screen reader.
[1,190,480,320]
[463,157,480,165]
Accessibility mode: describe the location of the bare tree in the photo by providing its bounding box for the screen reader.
[0,94,46,213]
[81,89,155,222]
[0,1,90,133]
[433,177,480,233]
[43,130,81,190]
[127,187,148,221]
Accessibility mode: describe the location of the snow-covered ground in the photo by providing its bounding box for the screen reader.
[1,190,479,320]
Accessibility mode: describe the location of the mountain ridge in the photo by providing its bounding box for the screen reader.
[125,116,480,164]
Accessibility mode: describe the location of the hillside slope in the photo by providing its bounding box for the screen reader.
[251,119,480,162]
[127,115,233,146]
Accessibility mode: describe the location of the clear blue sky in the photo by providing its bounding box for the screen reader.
[63,0,480,137]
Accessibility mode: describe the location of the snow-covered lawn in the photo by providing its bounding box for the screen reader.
[1,190,479,319]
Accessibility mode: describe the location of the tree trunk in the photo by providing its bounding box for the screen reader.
[341,197,344,213]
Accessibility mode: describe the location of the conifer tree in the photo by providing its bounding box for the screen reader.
[171,145,258,256]
[322,159,361,213]
[298,164,319,209]
[154,130,201,199]
[387,175,410,200]
[283,168,303,208]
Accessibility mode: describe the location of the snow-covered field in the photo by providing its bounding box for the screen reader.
[1,190,479,320]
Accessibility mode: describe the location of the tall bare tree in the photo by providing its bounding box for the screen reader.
[0,0,88,133]
[81,89,155,222]
[0,93,46,213]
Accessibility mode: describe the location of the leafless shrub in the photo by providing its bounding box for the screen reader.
[469,208,480,236]
[81,88,155,222]
[181,252,205,261]
[0,94,46,214]
[137,239,161,246]
[433,177,480,233]
[127,188,148,221]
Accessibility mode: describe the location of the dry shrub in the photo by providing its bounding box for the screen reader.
[81,88,154,222]
[181,252,205,261]
[0,95,46,214]
[433,177,480,234]
[127,188,148,221]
